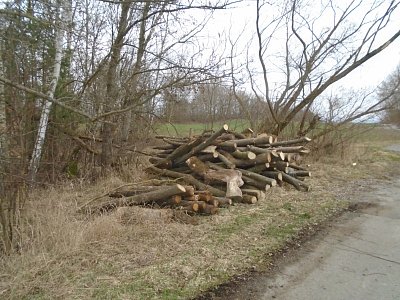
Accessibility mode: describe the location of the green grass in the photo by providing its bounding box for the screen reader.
[154,119,251,136]
[154,118,400,147]
[263,224,297,240]
[215,214,257,242]
[354,125,400,142]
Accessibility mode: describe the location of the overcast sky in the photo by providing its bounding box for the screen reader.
[200,0,400,91]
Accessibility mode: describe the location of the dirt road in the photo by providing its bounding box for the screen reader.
[224,147,400,300]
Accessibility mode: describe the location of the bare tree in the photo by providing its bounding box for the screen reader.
[242,0,400,135]
[0,0,235,176]
[379,64,400,125]
[28,0,72,183]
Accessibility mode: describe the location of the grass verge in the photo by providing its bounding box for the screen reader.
[1,127,400,299]
[154,119,250,136]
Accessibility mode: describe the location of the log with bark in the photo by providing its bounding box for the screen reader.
[89,184,187,213]
[281,172,310,191]
[146,165,226,197]
[213,197,233,207]
[174,124,229,165]
[241,189,266,201]
[185,156,243,198]
[82,128,314,216]
[241,194,258,204]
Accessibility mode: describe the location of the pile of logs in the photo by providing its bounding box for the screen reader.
[89,184,232,215]
[85,125,312,215]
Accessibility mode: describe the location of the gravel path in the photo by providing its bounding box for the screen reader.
[224,145,400,300]
[385,144,400,152]
[258,177,400,300]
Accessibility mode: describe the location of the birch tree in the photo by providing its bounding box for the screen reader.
[27,0,71,183]
[1,0,234,174]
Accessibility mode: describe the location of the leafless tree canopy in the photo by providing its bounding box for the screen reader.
[380,64,400,125]
[240,0,400,135]
[0,0,399,253]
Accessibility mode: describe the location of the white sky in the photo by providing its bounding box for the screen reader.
[200,0,400,91]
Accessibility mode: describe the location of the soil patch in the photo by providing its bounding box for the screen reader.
[347,201,379,212]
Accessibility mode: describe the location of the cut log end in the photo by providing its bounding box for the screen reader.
[183,185,195,196]
[242,194,257,204]
[214,197,233,207]
[176,184,186,193]
[248,152,257,160]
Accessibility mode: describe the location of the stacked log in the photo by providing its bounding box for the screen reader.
[83,125,311,216]
[88,183,227,215]
[147,125,311,203]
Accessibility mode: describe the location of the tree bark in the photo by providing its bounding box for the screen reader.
[27,3,66,183]
[199,203,219,214]
[218,135,273,148]
[101,1,130,170]
[153,135,203,168]
[281,172,309,191]
[174,124,228,165]
[146,165,226,197]
[232,150,257,160]
[242,194,257,204]
[261,171,283,181]
[287,170,311,177]
[177,201,200,213]
[213,197,232,207]
[272,146,310,154]
[237,168,277,187]
[91,184,186,213]
[246,163,270,173]
[241,189,266,201]
[218,150,271,168]
[269,137,311,147]
[215,150,236,169]
[186,156,243,198]
[241,176,271,191]
[269,161,289,172]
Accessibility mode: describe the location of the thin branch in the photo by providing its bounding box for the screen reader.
[0,76,94,121]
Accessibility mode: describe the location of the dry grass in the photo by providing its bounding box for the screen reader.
[1,127,400,299]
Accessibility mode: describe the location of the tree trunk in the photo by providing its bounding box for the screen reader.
[101,1,130,170]
[218,135,273,148]
[147,165,226,197]
[241,194,257,204]
[281,172,310,191]
[241,189,266,201]
[27,4,65,183]
[0,48,7,198]
[269,137,311,147]
[174,124,228,165]
[120,2,151,141]
[213,197,232,207]
[154,135,204,168]
[237,168,277,187]
[232,150,257,160]
[186,156,243,198]
[215,150,236,169]
[91,184,186,213]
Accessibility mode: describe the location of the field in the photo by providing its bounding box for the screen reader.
[154,119,251,136]
[1,125,400,299]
